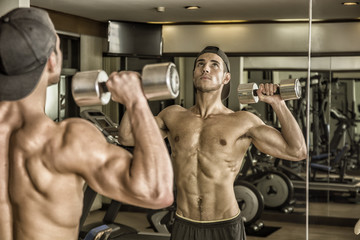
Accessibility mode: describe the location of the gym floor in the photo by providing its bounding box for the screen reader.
[84,200,359,240]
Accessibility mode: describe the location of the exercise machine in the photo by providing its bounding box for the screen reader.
[234,180,265,230]
[239,146,296,213]
[288,108,360,201]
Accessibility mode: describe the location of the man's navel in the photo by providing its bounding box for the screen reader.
[220,139,227,146]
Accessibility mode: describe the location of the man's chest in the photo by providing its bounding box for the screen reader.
[165,114,249,151]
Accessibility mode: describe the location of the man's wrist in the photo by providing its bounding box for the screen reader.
[271,99,287,112]
[125,96,148,112]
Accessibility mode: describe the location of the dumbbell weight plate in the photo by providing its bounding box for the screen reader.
[238,83,259,104]
[170,64,180,96]
[234,180,264,226]
[72,70,111,107]
[279,79,301,100]
[255,171,294,209]
[142,62,180,101]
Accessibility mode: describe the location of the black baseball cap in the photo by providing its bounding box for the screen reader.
[0,7,57,101]
[194,46,231,100]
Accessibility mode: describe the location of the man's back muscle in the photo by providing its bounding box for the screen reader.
[1,106,84,240]
[0,104,18,240]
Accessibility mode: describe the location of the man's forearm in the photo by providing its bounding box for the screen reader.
[124,98,173,205]
[118,111,134,146]
[272,101,307,159]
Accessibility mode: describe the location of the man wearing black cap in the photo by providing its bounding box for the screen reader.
[0,7,174,240]
[119,46,306,239]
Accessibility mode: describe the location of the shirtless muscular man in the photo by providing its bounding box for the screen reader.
[119,47,307,239]
[0,8,173,240]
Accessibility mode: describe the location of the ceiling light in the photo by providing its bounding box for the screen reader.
[185,6,200,10]
[201,20,248,24]
[147,21,175,24]
[156,6,165,12]
[274,19,310,22]
[342,2,359,6]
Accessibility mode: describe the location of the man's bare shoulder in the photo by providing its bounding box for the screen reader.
[50,118,109,171]
[60,117,94,128]
[58,117,104,140]
[160,104,187,114]
[158,104,188,118]
[232,109,255,117]
[233,110,264,125]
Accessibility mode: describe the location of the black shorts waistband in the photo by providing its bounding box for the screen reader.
[174,211,243,228]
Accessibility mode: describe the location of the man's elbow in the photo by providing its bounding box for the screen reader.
[146,189,174,209]
[293,145,307,161]
[118,135,134,147]
[155,193,174,209]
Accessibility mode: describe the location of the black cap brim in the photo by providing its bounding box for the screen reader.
[0,62,45,101]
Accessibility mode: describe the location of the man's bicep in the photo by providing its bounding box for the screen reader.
[65,122,134,196]
[83,144,134,198]
[54,120,127,175]
[54,120,145,203]
[249,124,288,158]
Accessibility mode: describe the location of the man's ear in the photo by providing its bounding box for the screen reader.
[223,72,231,84]
[47,51,57,72]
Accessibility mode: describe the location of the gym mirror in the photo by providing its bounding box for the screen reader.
[308,59,360,238]
[40,0,359,239]
[165,5,311,240]
[308,0,360,239]
[167,0,359,239]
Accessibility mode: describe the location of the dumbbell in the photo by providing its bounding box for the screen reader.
[71,62,180,107]
[238,79,301,104]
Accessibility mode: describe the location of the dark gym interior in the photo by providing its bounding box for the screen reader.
[2,0,360,239]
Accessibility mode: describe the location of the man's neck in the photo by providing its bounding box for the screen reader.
[12,76,48,119]
[192,92,227,118]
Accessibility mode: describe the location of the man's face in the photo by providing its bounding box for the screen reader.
[193,53,229,94]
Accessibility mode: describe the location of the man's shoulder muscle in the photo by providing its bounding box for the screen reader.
[157,105,188,125]
[233,110,263,124]
[160,104,186,116]
[50,118,109,173]
[59,118,105,140]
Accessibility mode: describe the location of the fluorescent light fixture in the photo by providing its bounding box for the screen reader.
[274,18,310,22]
[185,6,200,10]
[201,20,248,23]
[147,21,175,24]
[342,1,359,5]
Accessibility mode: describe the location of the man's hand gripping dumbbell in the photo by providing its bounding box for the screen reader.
[238,79,302,104]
